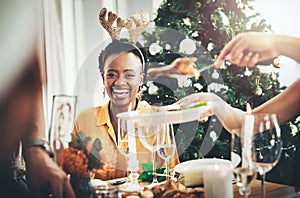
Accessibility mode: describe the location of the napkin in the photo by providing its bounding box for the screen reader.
[138,162,167,182]
[177,167,204,187]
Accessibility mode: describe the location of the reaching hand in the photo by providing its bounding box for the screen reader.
[175,92,245,131]
[25,147,75,198]
[175,92,222,118]
[216,32,279,68]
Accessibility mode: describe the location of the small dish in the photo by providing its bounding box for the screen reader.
[117,103,213,125]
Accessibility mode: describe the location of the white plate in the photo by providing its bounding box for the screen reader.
[174,155,240,173]
[174,158,231,173]
[116,103,213,125]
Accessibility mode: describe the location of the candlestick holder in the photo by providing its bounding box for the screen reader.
[117,117,143,192]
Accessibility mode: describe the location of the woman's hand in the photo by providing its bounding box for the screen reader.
[175,92,226,119]
[175,92,245,131]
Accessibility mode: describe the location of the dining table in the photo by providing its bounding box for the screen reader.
[234,179,297,198]
[101,177,297,198]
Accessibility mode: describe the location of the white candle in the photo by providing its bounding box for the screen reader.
[127,119,136,156]
[127,103,138,167]
[204,164,233,198]
[243,103,254,167]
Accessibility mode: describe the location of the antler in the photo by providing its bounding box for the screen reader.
[124,10,149,44]
[99,8,149,44]
[99,8,124,39]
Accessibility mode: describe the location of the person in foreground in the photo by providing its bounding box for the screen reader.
[175,32,300,187]
[72,39,180,180]
[0,1,75,197]
[21,52,75,198]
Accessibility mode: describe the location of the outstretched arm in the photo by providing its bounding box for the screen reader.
[176,78,300,132]
[216,32,300,67]
[253,78,300,124]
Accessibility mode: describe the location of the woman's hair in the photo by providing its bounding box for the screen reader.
[98,39,148,74]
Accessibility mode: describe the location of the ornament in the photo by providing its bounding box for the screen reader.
[177,76,192,88]
[199,116,209,122]
[208,83,228,93]
[207,42,214,52]
[273,58,281,68]
[218,10,229,26]
[255,86,263,96]
[191,31,199,38]
[211,69,219,79]
[148,83,158,95]
[271,72,277,80]
[165,44,171,50]
[244,67,252,76]
[149,43,163,55]
[255,78,263,96]
[209,131,217,142]
[179,37,196,55]
[182,17,191,27]
[193,83,203,91]
[290,124,298,137]
[141,85,147,91]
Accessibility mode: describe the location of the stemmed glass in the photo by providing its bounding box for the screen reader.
[251,113,282,198]
[157,123,176,180]
[138,122,165,184]
[231,129,256,198]
[117,117,143,192]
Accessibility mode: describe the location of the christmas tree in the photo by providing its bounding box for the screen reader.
[141,0,299,185]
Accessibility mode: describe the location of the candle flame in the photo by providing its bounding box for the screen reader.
[246,103,252,114]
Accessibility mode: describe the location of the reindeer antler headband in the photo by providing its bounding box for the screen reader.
[99,8,149,70]
[99,7,149,44]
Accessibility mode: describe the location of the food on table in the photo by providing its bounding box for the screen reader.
[92,166,126,181]
[137,179,205,198]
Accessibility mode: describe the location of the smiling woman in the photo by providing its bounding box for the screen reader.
[99,39,146,112]
[71,38,179,181]
[72,39,147,179]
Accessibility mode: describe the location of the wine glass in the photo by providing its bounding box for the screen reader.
[137,122,165,184]
[231,128,256,198]
[157,123,176,180]
[251,113,282,198]
[117,117,143,192]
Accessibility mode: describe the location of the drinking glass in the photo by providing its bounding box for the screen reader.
[157,123,176,180]
[251,113,282,198]
[117,117,143,192]
[138,122,165,184]
[231,129,256,198]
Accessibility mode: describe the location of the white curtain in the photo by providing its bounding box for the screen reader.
[43,0,78,132]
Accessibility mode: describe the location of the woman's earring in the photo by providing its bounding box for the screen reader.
[136,86,143,101]
[102,89,106,99]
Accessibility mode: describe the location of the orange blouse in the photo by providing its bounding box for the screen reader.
[72,101,180,180]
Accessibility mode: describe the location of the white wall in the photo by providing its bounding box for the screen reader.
[253,0,300,86]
